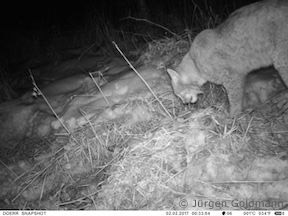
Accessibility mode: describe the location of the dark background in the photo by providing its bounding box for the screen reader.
[1,0,258,33]
[0,0,260,102]
[0,0,259,67]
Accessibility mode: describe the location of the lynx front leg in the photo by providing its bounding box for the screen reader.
[223,75,245,116]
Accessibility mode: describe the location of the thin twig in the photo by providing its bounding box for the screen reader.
[39,173,47,203]
[78,42,97,61]
[28,69,71,135]
[0,160,18,178]
[89,72,110,106]
[244,116,253,138]
[112,41,173,119]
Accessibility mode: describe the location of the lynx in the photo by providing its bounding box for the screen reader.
[167,0,288,115]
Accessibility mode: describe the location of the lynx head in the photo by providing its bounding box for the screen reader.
[167,68,203,104]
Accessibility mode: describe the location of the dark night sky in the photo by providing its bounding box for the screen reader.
[1,0,259,32]
[1,1,91,31]
[0,0,259,65]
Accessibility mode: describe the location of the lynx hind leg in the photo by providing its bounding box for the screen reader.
[273,42,288,88]
[243,91,262,109]
[223,75,245,115]
[275,66,288,89]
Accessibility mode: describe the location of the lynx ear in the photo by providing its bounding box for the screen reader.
[167,68,181,83]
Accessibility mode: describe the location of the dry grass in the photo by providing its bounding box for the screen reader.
[2,77,288,210]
